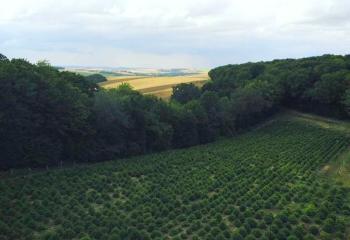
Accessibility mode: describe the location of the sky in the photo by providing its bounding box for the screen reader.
[0,0,350,68]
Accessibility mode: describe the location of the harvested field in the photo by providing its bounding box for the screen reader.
[100,72,209,99]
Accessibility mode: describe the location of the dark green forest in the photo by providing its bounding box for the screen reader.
[207,54,350,118]
[0,54,349,169]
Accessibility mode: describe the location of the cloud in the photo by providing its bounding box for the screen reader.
[0,0,349,68]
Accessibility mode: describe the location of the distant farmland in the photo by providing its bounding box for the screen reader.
[99,72,209,99]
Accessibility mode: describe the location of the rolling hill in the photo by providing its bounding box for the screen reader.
[62,67,209,100]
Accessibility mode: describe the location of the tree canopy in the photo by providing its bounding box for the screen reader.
[85,74,107,84]
[208,54,350,118]
[0,53,8,61]
[0,58,96,168]
[171,83,201,104]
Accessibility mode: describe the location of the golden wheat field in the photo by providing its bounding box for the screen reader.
[99,72,209,99]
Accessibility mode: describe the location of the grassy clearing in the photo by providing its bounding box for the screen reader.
[287,110,350,135]
[321,148,350,187]
[284,110,350,187]
[1,114,350,239]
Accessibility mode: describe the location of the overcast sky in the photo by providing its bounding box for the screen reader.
[0,0,349,68]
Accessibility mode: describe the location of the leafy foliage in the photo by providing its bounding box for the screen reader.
[85,74,107,84]
[343,89,350,115]
[171,83,201,104]
[1,53,350,169]
[0,58,96,168]
[0,55,275,169]
[208,54,350,118]
[0,53,8,61]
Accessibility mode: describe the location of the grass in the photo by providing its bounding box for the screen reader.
[1,113,350,240]
[100,72,209,99]
[321,148,350,187]
[287,110,350,135]
[285,110,350,187]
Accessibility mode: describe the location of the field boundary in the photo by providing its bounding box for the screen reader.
[99,76,151,87]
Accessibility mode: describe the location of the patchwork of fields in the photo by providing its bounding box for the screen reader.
[1,114,350,240]
[100,72,208,100]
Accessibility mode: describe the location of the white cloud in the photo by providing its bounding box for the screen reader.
[0,0,349,68]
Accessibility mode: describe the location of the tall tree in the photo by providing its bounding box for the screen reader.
[0,53,8,61]
[85,74,107,84]
[0,59,92,169]
[171,83,201,104]
[343,90,350,116]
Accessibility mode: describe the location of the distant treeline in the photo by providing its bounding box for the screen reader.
[0,53,349,169]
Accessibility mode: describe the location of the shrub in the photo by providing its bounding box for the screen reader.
[309,225,319,235]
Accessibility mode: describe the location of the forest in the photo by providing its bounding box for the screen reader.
[0,53,350,169]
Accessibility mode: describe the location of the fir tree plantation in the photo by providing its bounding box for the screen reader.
[1,115,350,239]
